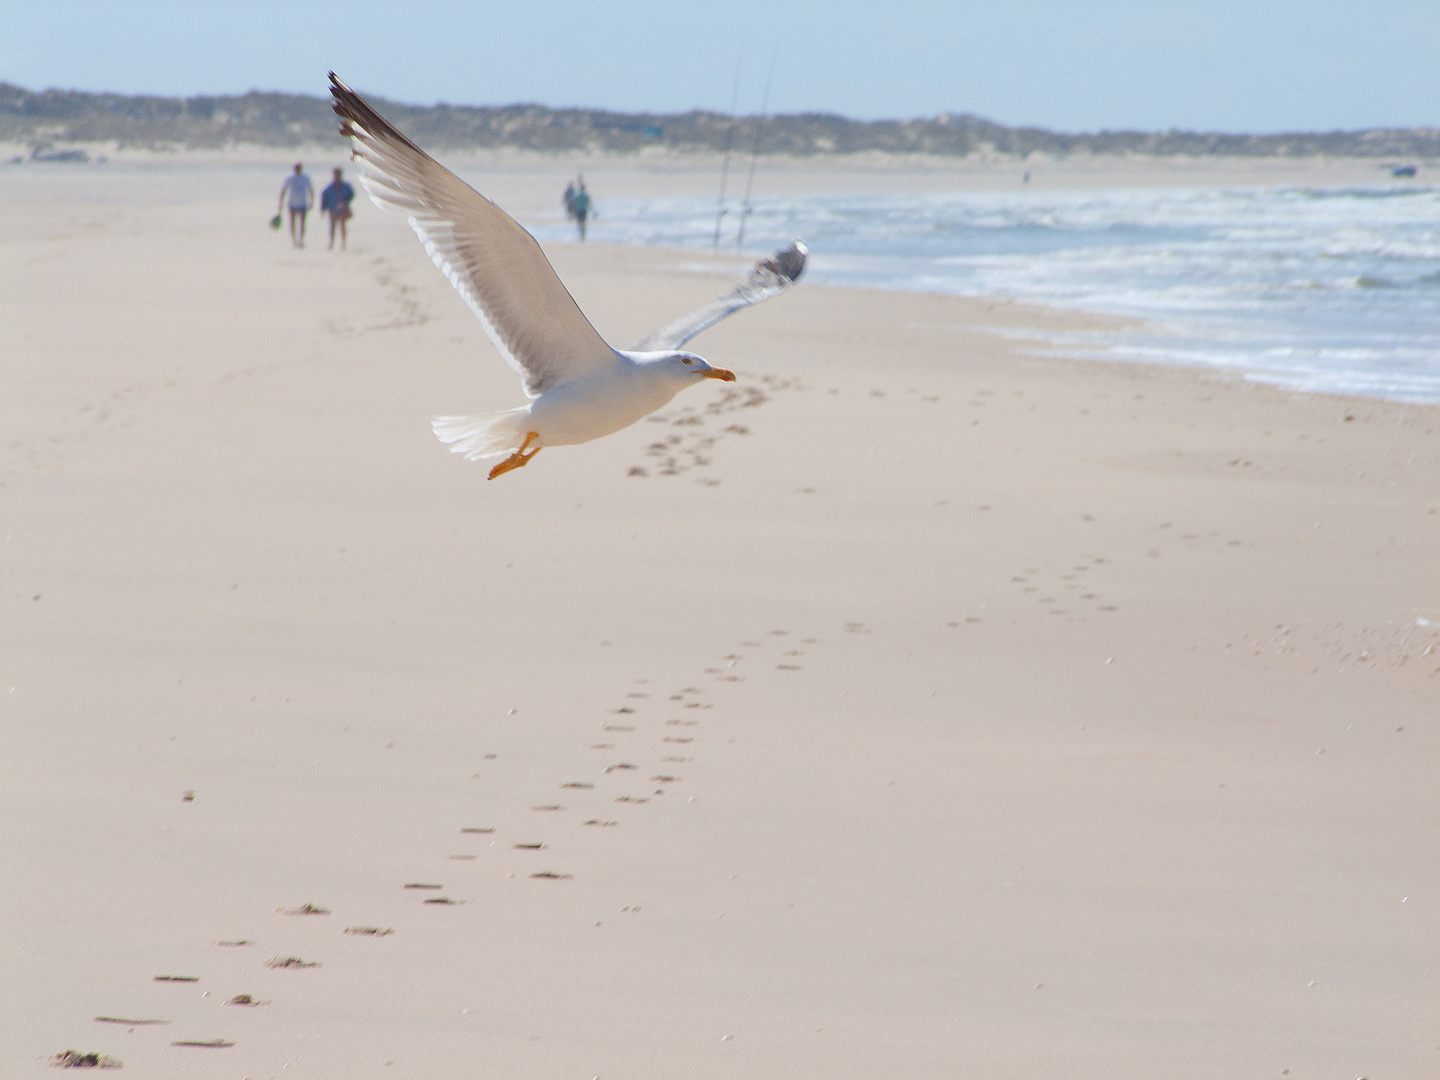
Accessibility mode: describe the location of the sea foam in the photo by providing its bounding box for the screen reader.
[531,183,1440,404]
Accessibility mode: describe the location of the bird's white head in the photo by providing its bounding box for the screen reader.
[650,351,736,384]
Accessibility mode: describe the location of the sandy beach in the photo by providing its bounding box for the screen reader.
[3,154,1437,1078]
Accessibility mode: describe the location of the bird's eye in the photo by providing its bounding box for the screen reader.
[681,358,692,364]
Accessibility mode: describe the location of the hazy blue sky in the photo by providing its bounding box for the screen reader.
[4,1,1436,132]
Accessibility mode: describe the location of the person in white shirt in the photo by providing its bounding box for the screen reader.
[277,163,314,248]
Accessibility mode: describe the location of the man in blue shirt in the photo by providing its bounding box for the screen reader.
[320,167,357,251]
[278,162,314,248]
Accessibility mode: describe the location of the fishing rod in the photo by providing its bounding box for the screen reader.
[736,46,777,253]
[712,40,745,252]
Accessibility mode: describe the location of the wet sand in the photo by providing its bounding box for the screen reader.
[2,156,1437,1077]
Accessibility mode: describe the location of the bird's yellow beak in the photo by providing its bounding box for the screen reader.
[702,368,737,382]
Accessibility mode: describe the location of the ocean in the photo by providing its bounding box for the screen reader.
[533,184,1440,405]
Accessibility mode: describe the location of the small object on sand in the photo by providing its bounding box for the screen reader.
[152,975,199,983]
[171,1039,234,1049]
[561,782,594,789]
[583,820,618,827]
[531,805,564,811]
[403,882,443,889]
[423,897,457,905]
[344,927,394,937]
[49,1050,122,1069]
[529,872,573,880]
[94,1017,168,1026]
[604,763,636,773]
[265,956,320,969]
[181,790,194,802]
[225,994,269,1006]
[614,796,649,804]
[514,843,546,849]
[213,940,252,947]
[460,827,494,833]
[278,903,330,916]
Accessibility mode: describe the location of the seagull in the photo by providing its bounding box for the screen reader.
[329,73,807,479]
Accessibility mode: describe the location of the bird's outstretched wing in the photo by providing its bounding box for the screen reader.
[329,73,616,398]
[630,241,808,352]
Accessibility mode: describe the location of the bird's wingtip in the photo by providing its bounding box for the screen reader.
[776,239,808,283]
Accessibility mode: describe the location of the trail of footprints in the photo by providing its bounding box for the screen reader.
[625,374,809,482]
[61,627,825,1067]
[983,523,1263,622]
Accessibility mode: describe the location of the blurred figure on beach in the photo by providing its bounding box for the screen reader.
[278,162,314,248]
[562,179,576,221]
[571,175,592,241]
[320,167,356,250]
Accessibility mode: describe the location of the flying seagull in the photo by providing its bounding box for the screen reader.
[329,73,807,479]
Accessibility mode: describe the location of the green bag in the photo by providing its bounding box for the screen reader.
[269,214,282,230]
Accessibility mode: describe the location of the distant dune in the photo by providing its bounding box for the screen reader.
[3,82,1436,158]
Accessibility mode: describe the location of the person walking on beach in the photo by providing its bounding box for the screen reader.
[278,162,314,248]
[320,167,356,250]
[562,179,577,223]
[571,177,592,242]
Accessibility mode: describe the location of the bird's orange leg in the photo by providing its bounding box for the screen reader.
[487,432,542,480]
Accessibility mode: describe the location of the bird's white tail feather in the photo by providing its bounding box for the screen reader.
[431,409,530,461]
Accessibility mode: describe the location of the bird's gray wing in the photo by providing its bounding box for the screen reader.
[630,241,808,352]
[329,73,616,398]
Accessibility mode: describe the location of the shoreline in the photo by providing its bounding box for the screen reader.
[10,146,1435,408]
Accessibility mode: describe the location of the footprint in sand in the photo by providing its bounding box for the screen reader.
[265,956,320,969]
[51,1051,123,1068]
[277,903,330,916]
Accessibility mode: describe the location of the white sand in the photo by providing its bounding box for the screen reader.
[2,155,1437,1078]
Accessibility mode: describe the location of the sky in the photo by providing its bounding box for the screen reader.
[3,1,1437,133]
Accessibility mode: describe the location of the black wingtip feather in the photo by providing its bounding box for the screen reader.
[327,72,430,159]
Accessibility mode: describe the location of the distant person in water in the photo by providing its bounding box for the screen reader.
[278,163,314,248]
[571,177,591,241]
[320,167,356,250]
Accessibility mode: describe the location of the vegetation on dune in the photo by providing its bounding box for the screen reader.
[2,83,1436,158]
